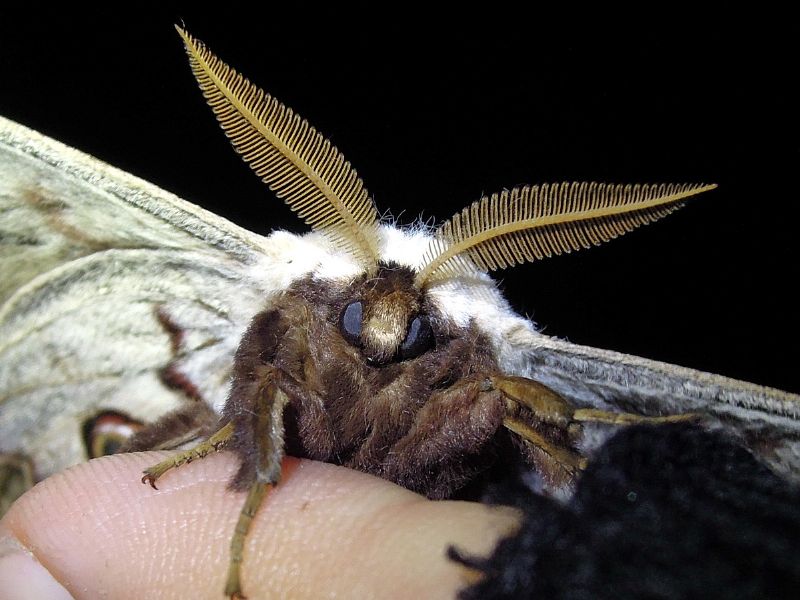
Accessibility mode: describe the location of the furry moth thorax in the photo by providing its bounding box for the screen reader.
[177,27,715,371]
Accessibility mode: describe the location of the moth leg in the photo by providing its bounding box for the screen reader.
[488,376,587,491]
[224,481,268,600]
[489,375,574,428]
[491,374,702,489]
[490,374,703,427]
[572,408,701,425]
[224,368,291,599]
[141,422,234,489]
[502,415,587,475]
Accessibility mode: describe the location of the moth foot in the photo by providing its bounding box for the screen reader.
[140,422,235,490]
[224,583,247,600]
[225,586,247,600]
[141,470,160,490]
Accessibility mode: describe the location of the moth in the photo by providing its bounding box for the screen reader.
[1,26,799,599]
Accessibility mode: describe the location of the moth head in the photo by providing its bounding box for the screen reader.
[177,27,717,351]
[339,264,431,365]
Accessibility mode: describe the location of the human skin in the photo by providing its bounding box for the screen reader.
[0,452,520,599]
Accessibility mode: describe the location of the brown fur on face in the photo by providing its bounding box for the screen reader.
[222,264,510,497]
[359,265,421,364]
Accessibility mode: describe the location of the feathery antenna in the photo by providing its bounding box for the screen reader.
[415,182,717,286]
[176,27,381,270]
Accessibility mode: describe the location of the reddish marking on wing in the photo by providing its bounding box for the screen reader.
[160,363,204,402]
[155,306,206,403]
[155,306,184,354]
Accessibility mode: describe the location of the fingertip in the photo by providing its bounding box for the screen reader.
[1,452,519,599]
[1,451,237,598]
[0,537,73,600]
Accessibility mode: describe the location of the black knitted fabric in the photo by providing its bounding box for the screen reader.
[454,424,800,599]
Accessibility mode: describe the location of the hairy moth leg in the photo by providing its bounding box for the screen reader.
[502,416,587,475]
[132,361,293,598]
[492,374,703,491]
[488,375,586,492]
[224,367,290,600]
[491,374,703,428]
[571,408,701,425]
[225,481,268,600]
[121,402,226,487]
[140,421,235,488]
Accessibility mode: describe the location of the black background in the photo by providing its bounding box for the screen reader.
[1,9,797,392]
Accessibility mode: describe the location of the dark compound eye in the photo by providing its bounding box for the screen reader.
[340,300,363,346]
[400,315,433,360]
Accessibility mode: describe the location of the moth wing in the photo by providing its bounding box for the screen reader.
[0,116,285,479]
[501,325,800,481]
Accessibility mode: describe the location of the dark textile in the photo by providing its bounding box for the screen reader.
[455,424,800,599]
